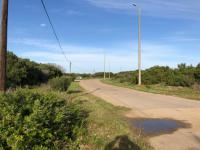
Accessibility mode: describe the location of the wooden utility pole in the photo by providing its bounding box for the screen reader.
[0,0,9,92]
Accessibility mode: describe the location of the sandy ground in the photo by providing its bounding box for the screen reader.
[80,79,200,150]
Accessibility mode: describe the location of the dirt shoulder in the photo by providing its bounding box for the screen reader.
[80,79,200,150]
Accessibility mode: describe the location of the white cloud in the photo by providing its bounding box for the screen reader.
[40,23,46,27]
[85,0,200,20]
[51,8,84,16]
[163,37,200,42]
[10,37,200,73]
[86,0,132,10]
[66,10,83,16]
[10,38,104,54]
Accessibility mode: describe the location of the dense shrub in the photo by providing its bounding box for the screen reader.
[7,52,63,88]
[165,72,195,87]
[0,89,87,149]
[113,71,137,84]
[112,63,200,87]
[49,76,73,91]
[93,72,114,78]
[195,64,200,83]
[142,66,171,84]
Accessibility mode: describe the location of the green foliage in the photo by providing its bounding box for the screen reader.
[165,72,195,87]
[142,66,171,84]
[114,71,137,84]
[195,63,200,83]
[112,64,200,87]
[7,52,63,88]
[92,72,114,78]
[49,76,73,91]
[0,89,87,149]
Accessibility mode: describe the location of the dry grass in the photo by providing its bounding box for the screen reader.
[68,82,152,150]
[35,82,152,150]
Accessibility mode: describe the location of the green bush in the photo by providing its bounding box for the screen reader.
[0,89,87,149]
[195,63,200,83]
[7,52,63,88]
[49,76,73,91]
[114,71,137,84]
[112,64,199,87]
[166,73,195,87]
[142,66,171,85]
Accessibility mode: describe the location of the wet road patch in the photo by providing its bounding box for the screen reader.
[129,118,190,136]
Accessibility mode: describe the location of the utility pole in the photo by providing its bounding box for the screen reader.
[93,67,95,75]
[69,61,72,74]
[109,61,111,79]
[0,0,9,92]
[104,53,106,80]
[133,4,142,86]
[138,8,142,85]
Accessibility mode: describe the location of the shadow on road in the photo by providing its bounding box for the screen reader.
[104,135,140,150]
[70,88,100,100]
[80,88,100,96]
[67,90,83,94]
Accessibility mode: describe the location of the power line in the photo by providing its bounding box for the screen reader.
[40,0,90,73]
[40,0,69,64]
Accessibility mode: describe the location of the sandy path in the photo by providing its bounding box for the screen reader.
[80,79,200,150]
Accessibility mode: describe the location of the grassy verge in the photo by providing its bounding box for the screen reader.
[102,79,200,101]
[69,82,152,150]
[36,82,152,150]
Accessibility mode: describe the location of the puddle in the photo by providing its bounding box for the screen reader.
[129,118,190,136]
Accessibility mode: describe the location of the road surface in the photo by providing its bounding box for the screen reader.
[80,79,200,150]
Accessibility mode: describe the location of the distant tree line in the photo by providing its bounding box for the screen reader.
[7,52,63,88]
[112,64,200,87]
[92,72,114,78]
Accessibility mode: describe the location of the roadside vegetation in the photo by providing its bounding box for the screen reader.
[102,64,200,100]
[103,79,200,100]
[49,76,74,91]
[0,89,86,149]
[112,64,200,87]
[7,52,63,88]
[63,82,152,149]
[68,82,151,150]
[0,82,152,149]
[0,52,151,149]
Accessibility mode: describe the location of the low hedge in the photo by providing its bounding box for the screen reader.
[49,76,73,91]
[0,89,87,149]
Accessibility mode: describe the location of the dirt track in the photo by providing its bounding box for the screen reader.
[80,79,200,150]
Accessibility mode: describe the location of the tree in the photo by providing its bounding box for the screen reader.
[195,63,200,83]
[6,52,63,88]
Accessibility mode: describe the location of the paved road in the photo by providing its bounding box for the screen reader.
[80,79,200,150]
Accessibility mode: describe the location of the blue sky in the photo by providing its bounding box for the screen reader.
[2,0,200,73]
